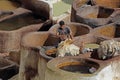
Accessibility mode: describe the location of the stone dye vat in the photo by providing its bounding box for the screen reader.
[45,56,99,80]
[46,54,120,80]
[0,8,42,31]
[44,22,92,46]
[71,0,120,28]
[0,57,19,80]
[58,58,99,74]
[0,8,44,52]
[72,5,115,28]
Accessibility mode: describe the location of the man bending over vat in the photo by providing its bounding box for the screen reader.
[56,20,73,42]
[55,21,81,57]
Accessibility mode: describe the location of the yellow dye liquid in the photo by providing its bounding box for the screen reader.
[85,13,98,18]
[0,0,20,10]
[84,43,99,49]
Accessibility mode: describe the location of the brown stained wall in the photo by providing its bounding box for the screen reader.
[22,32,49,47]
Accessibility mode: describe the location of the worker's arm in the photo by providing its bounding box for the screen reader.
[69,27,73,39]
[70,33,73,39]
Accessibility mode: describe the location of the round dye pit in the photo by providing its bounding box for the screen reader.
[46,57,100,80]
[58,59,99,74]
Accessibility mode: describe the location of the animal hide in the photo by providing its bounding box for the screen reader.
[57,39,80,57]
[98,39,120,60]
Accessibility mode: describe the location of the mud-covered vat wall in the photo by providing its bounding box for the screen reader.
[92,23,120,39]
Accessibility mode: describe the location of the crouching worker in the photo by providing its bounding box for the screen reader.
[56,20,73,42]
[55,21,80,57]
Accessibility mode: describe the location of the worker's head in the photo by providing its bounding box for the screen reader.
[59,20,65,26]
